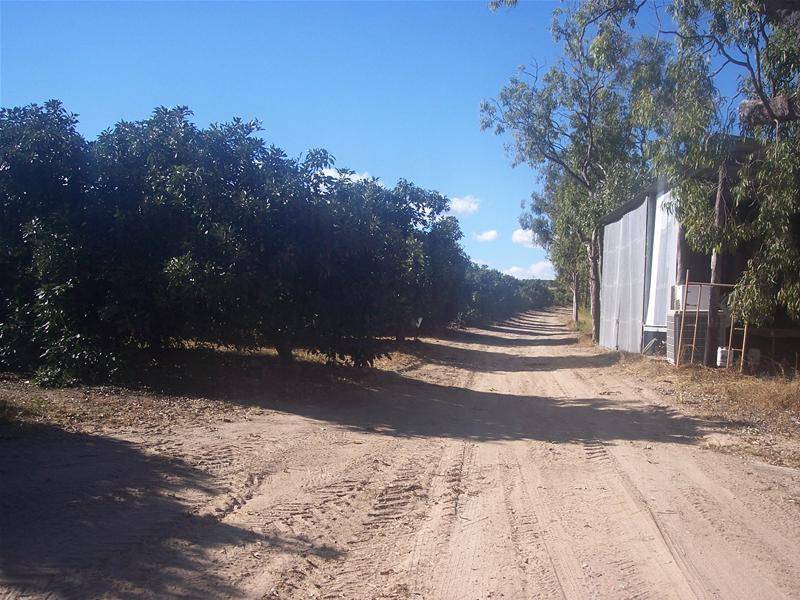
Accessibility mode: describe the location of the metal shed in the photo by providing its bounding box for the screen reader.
[599,182,679,353]
[598,141,800,365]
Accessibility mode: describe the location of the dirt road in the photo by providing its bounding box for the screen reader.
[3,309,800,599]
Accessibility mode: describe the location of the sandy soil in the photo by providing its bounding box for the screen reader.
[2,309,800,599]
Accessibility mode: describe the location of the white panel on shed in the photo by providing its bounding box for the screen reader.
[600,199,649,353]
[600,219,621,348]
[644,191,678,329]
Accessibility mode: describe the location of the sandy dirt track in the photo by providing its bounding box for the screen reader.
[2,309,800,599]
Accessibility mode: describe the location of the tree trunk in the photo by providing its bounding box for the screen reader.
[704,164,727,367]
[276,340,294,365]
[676,225,689,285]
[571,271,580,324]
[586,232,602,343]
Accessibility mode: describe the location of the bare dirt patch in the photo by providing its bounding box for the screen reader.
[2,309,799,600]
[617,354,800,467]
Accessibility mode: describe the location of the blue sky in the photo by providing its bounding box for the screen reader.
[1,1,560,278]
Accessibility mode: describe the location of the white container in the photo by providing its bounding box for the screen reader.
[716,346,730,367]
[672,284,711,311]
[746,348,761,367]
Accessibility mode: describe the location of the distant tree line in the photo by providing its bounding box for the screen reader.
[0,101,552,384]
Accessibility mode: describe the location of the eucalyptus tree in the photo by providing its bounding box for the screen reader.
[574,0,800,325]
[661,0,800,325]
[482,6,670,340]
[519,164,588,324]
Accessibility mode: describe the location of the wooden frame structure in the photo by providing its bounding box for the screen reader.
[675,271,749,372]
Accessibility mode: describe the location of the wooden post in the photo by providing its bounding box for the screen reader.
[727,314,736,368]
[704,165,727,367]
[676,270,690,367]
[690,284,702,364]
[676,226,687,285]
[740,322,749,373]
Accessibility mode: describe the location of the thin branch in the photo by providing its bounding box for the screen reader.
[711,58,734,78]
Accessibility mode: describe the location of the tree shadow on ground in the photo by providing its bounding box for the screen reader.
[0,424,341,599]
[505,312,566,325]
[482,324,567,336]
[438,329,575,348]
[118,346,699,446]
[82,315,695,447]
[0,310,698,598]
[401,339,619,373]
[254,368,701,445]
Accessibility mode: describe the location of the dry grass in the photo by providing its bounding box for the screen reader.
[619,353,800,433]
[615,354,800,467]
[555,304,800,436]
[560,306,594,345]
[576,306,593,335]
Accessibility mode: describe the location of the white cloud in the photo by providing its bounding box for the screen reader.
[504,260,555,280]
[471,258,491,267]
[473,229,498,242]
[321,168,377,184]
[511,228,538,249]
[449,195,480,215]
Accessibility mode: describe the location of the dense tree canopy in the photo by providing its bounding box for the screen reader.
[0,101,552,384]
[658,0,800,324]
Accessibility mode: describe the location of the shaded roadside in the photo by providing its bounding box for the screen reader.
[0,424,340,599]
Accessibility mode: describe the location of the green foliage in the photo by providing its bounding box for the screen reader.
[492,0,800,327]
[0,101,552,381]
[0,100,112,382]
[459,264,553,326]
[520,164,589,307]
[728,134,800,322]
[482,4,670,340]
[644,0,800,323]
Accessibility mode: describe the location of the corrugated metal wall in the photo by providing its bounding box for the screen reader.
[600,199,650,353]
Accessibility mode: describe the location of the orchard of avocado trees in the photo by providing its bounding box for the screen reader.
[0,101,551,385]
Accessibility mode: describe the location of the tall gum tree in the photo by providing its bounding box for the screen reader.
[482,6,669,341]
[519,164,588,325]
[663,0,800,326]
